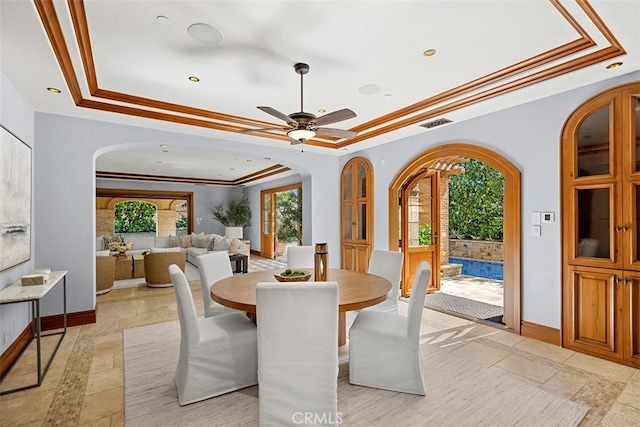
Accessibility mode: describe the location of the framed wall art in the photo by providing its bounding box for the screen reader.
[0,124,31,271]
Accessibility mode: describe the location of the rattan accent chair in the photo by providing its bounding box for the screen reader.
[96,255,116,295]
[144,252,186,288]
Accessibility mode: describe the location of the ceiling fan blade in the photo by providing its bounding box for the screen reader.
[239,127,289,134]
[257,106,297,125]
[315,127,358,139]
[313,108,357,126]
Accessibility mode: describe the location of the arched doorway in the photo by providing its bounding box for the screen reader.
[389,143,522,333]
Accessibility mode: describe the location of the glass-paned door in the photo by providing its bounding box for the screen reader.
[261,191,275,259]
[341,157,373,272]
[401,171,439,296]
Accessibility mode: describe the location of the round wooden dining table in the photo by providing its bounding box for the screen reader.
[211,268,391,345]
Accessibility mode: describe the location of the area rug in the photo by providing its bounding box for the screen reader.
[124,321,588,426]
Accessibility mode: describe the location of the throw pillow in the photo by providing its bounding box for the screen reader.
[96,235,105,250]
[229,239,240,254]
[234,239,245,252]
[213,237,231,251]
[191,232,204,246]
[195,234,213,248]
[207,237,217,251]
[103,235,123,250]
[168,235,181,248]
[180,235,192,248]
[96,250,110,257]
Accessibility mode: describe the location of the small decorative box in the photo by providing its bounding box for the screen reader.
[21,274,46,286]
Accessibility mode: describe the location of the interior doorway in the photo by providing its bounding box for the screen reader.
[260,183,302,260]
[389,143,522,334]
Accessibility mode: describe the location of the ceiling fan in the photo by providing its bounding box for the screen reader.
[243,63,357,145]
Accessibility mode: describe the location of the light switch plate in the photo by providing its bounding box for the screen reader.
[531,212,541,225]
[532,225,541,237]
[542,212,555,223]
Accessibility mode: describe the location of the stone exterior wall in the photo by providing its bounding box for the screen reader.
[439,175,450,264]
[449,239,503,262]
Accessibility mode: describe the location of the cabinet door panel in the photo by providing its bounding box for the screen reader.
[568,268,619,355]
[624,183,640,270]
[623,274,640,366]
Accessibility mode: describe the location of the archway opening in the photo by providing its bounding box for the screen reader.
[389,143,521,333]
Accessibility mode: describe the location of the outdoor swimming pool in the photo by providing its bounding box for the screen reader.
[448,257,503,280]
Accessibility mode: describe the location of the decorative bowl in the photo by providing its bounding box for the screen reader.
[273,270,312,282]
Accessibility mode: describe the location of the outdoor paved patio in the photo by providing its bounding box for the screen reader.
[440,274,504,307]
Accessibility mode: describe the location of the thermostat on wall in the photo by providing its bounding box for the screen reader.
[542,212,555,223]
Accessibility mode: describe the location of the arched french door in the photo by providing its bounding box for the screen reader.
[389,143,522,333]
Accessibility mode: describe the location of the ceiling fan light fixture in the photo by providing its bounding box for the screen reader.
[287,128,316,141]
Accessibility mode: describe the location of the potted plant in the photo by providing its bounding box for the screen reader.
[212,196,252,238]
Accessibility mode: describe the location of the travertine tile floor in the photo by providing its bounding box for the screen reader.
[1,256,640,426]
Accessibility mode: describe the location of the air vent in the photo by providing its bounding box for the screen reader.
[420,118,452,129]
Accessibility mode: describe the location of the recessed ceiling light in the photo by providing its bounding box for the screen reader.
[358,84,381,95]
[156,15,170,24]
[423,49,436,57]
[152,168,157,171]
[264,157,271,160]
[47,87,61,93]
[188,76,200,82]
[188,23,224,46]
[246,159,252,162]
[156,161,162,164]
[606,62,623,70]
[318,108,326,113]
[229,168,235,171]
[162,150,168,153]
[160,144,168,148]
[384,93,392,97]
[341,148,348,151]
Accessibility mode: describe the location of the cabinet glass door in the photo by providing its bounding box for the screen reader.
[577,104,611,177]
[634,97,640,173]
[576,187,612,260]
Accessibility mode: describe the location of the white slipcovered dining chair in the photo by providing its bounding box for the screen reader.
[196,251,239,317]
[286,245,315,269]
[348,261,431,395]
[362,249,404,314]
[169,264,257,406]
[256,281,339,426]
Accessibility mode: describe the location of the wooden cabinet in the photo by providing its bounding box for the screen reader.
[562,81,640,367]
[341,157,373,273]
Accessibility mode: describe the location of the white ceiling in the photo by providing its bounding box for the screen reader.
[1,0,638,184]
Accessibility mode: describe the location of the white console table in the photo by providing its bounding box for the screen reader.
[0,270,67,395]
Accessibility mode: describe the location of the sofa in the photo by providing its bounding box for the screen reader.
[96,233,248,269]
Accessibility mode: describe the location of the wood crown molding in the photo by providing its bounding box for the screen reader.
[96,164,290,187]
[35,0,626,151]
